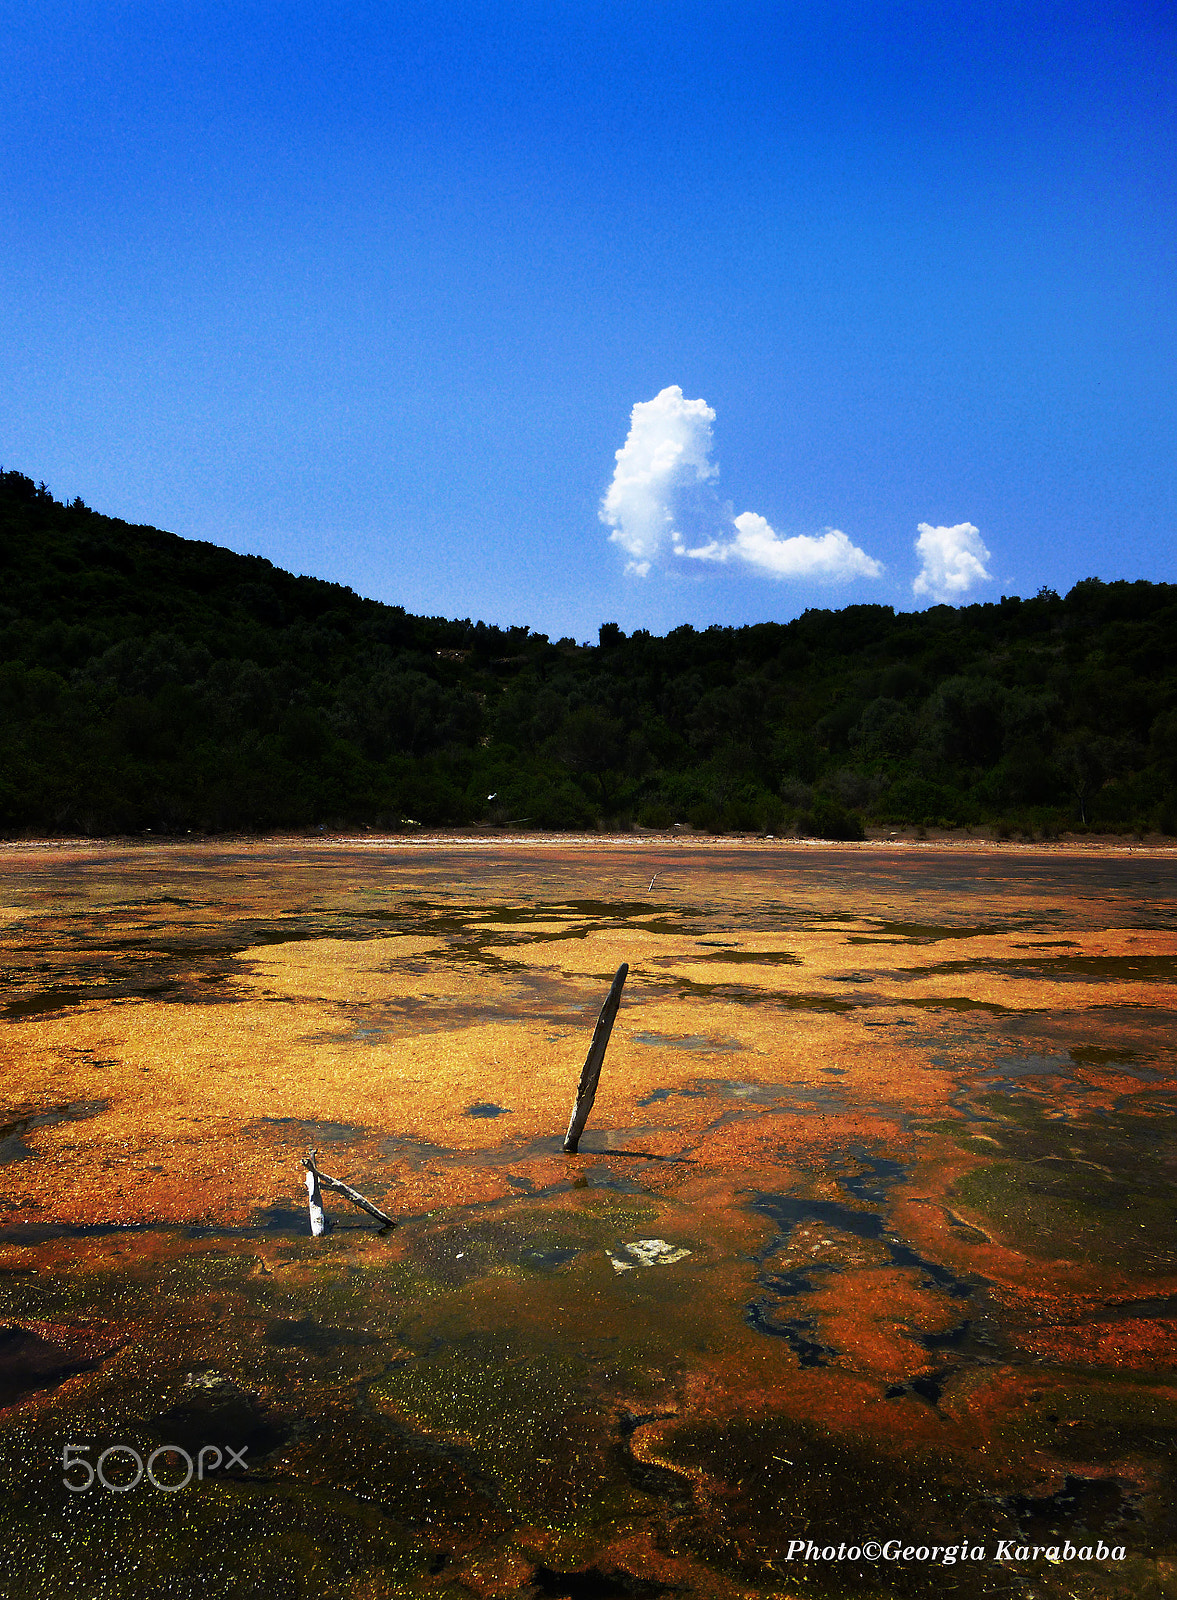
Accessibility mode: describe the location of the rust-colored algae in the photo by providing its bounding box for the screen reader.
[2,836,1176,1597]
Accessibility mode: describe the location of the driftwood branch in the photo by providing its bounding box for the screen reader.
[564,963,628,1154]
[303,1150,396,1232]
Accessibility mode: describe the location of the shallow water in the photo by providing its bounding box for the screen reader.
[2,839,1176,1598]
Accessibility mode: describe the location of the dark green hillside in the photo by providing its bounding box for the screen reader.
[2,469,1175,837]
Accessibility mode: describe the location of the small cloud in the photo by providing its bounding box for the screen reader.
[600,386,718,572]
[711,513,883,580]
[912,522,991,603]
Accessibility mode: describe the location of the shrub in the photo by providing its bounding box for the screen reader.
[688,802,724,832]
[799,796,865,841]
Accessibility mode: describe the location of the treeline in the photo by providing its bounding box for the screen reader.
[2,469,1175,838]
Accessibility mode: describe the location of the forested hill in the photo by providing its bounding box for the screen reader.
[2,468,1175,838]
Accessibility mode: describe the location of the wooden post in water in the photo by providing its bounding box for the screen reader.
[564,963,628,1154]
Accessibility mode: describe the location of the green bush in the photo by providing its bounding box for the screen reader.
[721,798,760,832]
[638,801,673,828]
[799,797,865,841]
[688,802,724,833]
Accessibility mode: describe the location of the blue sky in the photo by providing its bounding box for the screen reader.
[3,1,1174,640]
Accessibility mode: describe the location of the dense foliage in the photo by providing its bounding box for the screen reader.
[2,470,1175,837]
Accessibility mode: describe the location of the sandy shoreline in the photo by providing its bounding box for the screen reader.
[2,829,1176,857]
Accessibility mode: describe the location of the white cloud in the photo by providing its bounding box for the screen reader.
[599,385,717,570]
[680,512,882,580]
[601,385,883,585]
[912,522,991,602]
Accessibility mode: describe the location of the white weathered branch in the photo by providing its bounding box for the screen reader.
[303,1150,396,1232]
[304,1161,326,1236]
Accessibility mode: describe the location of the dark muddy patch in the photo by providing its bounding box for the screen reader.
[615,1410,695,1511]
[631,1032,746,1053]
[1012,939,1081,948]
[922,1318,974,1350]
[152,1376,293,1469]
[884,1370,951,1406]
[256,1117,366,1143]
[4,987,85,1019]
[532,1564,677,1598]
[1069,1044,1142,1065]
[0,1100,108,1163]
[906,995,1017,1013]
[517,1245,583,1271]
[1101,1292,1177,1317]
[0,1325,103,1409]
[744,1303,838,1365]
[849,921,1007,944]
[264,1317,382,1353]
[676,950,802,966]
[904,953,1177,982]
[649,975,856,1012]
[1005,1474,1138,1539]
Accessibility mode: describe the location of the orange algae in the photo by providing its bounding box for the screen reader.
[1,837,1176,1597]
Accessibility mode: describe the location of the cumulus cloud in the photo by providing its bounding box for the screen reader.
[599,386,718,577]
[912,522,992,602]
[600,386,882,583]
[681,513,882,580]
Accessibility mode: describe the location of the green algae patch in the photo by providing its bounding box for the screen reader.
[649,1412,1028,1599]
[902,953,1177,982]
[947,1085,1177,1275]
[906,996,1018,1013]
[951,1160,1177,1273]
[979,1374,1177,1470]
[1,1435,438,1600]
[849,922,1007,944]
[1068,1045,1143,1065]
[368,1340,633,1534]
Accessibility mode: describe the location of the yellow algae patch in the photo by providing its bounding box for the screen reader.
[0,961,970,1229]
[230,935,451,1001]
[479,927,678,975]
[470,921,1177,1018]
